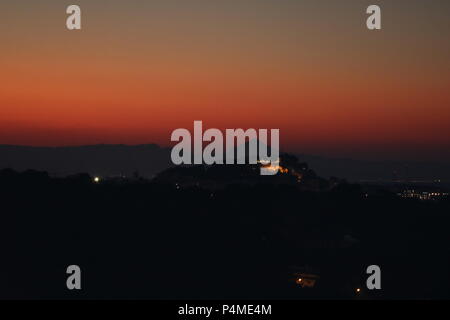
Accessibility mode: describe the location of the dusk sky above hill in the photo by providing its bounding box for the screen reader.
[1,0,449,161]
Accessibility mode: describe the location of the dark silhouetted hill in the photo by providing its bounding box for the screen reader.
[0,167,449,299]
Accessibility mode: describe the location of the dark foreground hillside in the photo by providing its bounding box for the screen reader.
[0,168,449,299]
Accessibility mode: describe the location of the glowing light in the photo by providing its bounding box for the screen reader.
[94,176,100,183]
[356,288,361,293]
[262,165,288,174]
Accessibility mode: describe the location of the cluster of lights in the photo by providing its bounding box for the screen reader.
[258,159,290,174]
[398,190,448,200]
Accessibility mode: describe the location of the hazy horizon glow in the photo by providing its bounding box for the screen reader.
[1,0,449,161]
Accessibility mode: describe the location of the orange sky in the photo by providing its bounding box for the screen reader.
[1,1,449,160]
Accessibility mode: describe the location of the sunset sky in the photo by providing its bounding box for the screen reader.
[1,0,449,160]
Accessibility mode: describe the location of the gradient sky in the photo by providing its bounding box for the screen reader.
[1,0,449,160]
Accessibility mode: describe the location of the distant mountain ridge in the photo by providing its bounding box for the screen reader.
[296,153,450,183]
[1,144,450,182]
[0,144,171,178]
